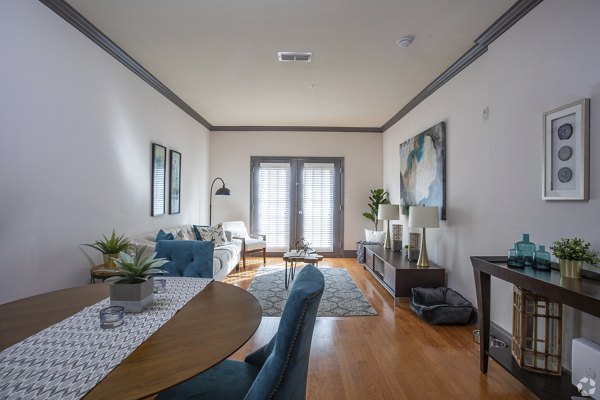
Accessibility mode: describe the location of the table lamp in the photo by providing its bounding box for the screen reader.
[378,204,399,249]
[408,206,439,267]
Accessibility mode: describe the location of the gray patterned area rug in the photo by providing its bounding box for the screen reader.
[247,267,377,317]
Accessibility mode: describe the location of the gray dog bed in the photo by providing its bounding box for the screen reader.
[410,287,474,325]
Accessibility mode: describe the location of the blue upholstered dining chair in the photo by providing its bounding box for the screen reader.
[155,240,215,278]
[157,265,325,400]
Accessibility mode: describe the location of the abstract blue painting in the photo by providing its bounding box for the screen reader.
[399,122,446,220]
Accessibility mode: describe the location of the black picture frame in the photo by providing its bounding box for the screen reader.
[151,143,167,216]
[169,150,181,214]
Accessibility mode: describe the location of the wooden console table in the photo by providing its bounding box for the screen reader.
[363,245,445,298]
[471,256,600,399]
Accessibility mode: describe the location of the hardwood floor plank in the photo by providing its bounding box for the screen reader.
[225,257,539,399]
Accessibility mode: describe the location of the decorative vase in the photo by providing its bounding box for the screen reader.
[103,253,119,269]
[533,245,551,271]
[515,234,536,267]
[559,259,583,278]
[110,276,154,312]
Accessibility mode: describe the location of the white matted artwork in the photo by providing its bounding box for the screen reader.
[542,98,589,200]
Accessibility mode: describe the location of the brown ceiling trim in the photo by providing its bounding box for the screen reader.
[38,0,214,131]
[381,0,544,132]
[210,126,383,133]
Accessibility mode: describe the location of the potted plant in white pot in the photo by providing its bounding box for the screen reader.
[83,230,131,269]
[104,246,168,312]
[550,238,599,278]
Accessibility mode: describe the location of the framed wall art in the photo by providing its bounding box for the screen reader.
[151,143,167,216]
[542,98,589,200]
[169,150,181,214]
[399,121,446,220]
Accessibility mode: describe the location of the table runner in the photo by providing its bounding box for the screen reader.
[0,277,212,400]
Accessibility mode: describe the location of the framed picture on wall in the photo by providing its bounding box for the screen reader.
[151,143,167,216]
[169,150,181,214]
[542,98,589,200]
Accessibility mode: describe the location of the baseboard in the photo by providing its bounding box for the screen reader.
[342,249,357,258]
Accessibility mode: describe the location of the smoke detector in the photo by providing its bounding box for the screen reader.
[396,36,414,48]
[278,52,312,62]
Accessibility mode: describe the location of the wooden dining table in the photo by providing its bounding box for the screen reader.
[0,280,262,399]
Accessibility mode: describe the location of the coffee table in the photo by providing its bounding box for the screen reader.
[282,252,324,289]
[0,281,262,399]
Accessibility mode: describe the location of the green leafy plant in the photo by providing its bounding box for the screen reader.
[550,238,599,266]
[362,189,390,230]
[83,230,130,254]
[106,246,169,284]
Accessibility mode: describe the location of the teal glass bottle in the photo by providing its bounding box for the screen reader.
[533,245,551,271]
[515,233,535,267]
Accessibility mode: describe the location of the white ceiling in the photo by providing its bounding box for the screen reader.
[66,0,515,128]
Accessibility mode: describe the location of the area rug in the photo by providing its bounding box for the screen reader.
[247,267,377,317]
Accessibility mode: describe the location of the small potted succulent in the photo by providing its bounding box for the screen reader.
[550,238,599,278]
[83,230,130,269]
[105,246,168,312]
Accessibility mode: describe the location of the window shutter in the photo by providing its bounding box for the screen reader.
[257,162,291,252]
[302,163,335,252]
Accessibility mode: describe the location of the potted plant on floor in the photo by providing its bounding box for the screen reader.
[83,230,131,269]
[363,189,390,231]
[105,246,168,312]
[550,238,599,278]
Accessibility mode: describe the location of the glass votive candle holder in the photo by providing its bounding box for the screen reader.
[154,277,166,293]
[507,248,524,268]
[99,306,124,329]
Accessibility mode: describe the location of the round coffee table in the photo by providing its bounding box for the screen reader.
[282,252,324,289]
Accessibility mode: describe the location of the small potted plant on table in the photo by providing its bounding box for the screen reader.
[105,246,168,312]
[550,238,599,278]
[84,230,131,269]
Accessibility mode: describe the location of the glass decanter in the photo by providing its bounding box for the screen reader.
[515,233,536,267]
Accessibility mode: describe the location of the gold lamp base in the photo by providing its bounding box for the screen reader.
[416,227,429,267]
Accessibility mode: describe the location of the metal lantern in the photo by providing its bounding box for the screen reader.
[512,286,562,375]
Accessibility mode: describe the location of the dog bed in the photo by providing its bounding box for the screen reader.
[410,287,475,325]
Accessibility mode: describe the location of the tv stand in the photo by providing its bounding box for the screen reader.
[363,245,445,298]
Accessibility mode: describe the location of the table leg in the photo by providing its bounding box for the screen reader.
[474,268,491,373]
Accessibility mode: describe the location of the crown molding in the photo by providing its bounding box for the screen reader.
[39,0,213,130]
[210,125,382,133]
[381,0,543,132]
[40,0,543,134]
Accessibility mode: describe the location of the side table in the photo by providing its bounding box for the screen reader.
[90,265,120,284]
[282,253,324,289]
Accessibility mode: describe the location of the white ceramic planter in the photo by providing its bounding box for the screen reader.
[110,276,154,312]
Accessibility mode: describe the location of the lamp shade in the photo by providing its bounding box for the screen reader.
[408,206,439,228]
[377,204,399,220]
[215,187,231,196]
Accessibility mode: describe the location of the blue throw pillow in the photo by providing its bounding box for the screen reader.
[156,229,175,242]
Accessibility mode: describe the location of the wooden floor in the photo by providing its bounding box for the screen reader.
[223,257,538,400]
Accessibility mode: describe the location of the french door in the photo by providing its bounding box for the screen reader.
[251,157,343,257]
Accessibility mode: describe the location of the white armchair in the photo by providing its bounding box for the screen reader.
[222,221,267,268]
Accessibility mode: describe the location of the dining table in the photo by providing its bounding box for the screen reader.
[0,280,262,399]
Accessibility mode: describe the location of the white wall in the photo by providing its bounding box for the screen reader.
[383,0,600,345]
[209,131,383,251]
[0,1,210,304]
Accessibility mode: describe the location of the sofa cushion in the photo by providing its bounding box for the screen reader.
[156,229,175,242]
[192,225,205,241]
[198,223,228,245]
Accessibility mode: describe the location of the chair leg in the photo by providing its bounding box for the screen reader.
[243,252,246,269]
[262,249,266,265]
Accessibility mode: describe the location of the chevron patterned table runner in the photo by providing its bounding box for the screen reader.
[0,277,212,400]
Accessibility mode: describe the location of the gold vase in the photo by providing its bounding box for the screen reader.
[559,259,583,278]
[103,253,119,269]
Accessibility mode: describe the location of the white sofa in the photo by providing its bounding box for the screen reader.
[130,225,241,281]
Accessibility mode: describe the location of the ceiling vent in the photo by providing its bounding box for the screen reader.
[278,52,312,62]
